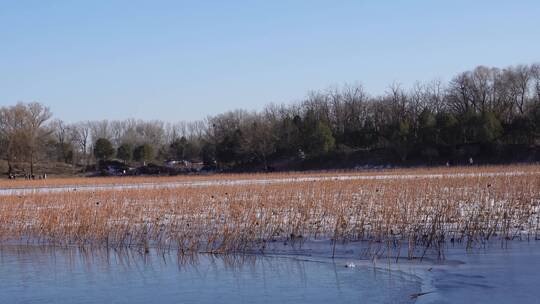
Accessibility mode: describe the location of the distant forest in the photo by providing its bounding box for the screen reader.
[1,63,540,175]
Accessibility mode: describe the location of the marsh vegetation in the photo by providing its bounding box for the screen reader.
[1,165,538,260]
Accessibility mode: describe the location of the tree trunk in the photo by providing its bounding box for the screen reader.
[7,159,12,176]
[30,150,34,176]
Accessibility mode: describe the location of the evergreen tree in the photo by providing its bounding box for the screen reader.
[93,138,114,161]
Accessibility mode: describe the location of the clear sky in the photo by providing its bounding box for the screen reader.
[1,1,539,122]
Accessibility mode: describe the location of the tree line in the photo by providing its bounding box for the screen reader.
[1,63,540,175]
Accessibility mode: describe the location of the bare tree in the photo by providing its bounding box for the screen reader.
[25,102,53,175]
[0,103,29,175]
[70,122,91,168]
[51,119,71,163]
[0,102,52,176]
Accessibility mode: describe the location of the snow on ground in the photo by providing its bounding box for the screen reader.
[1,170,538,196]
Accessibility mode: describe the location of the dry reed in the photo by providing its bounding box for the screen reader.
[1,165,539,260]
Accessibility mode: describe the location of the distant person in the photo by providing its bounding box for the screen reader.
[469,157,474,166]
[297,149,306,161]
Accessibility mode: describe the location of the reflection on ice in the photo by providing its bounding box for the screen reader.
[2,240,540,303]
[0,245,420,304]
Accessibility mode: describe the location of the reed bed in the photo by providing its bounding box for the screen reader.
[1,164,538,190]
[1,166,539,260]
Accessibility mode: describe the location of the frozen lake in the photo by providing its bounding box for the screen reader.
[416,241,540,304]
[0,245,420,304]
[1,241,540,303]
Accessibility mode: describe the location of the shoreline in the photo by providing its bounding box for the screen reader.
[1,169,538,196]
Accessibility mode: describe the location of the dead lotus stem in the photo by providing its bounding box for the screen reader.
[0,165,539,259]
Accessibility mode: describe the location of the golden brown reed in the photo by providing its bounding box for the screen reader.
[1,165,539,259]
[1,163,538,189]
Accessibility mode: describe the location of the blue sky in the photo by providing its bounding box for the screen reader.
[1,1,539,122]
